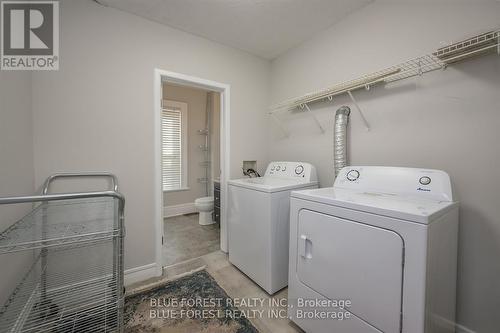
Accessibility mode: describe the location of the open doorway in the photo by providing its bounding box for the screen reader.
[162,84,220,266]
[154,69,230,274]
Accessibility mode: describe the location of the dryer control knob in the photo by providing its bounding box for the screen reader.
[295,165,304,175]
[419,176,431,185]
[347,170,360,181]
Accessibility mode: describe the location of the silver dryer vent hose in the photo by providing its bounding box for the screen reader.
[334,106,351,178]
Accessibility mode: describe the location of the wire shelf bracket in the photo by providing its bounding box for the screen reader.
[347,90,370,131]
[302,103,325,134]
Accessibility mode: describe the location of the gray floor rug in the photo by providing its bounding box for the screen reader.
[124,270,259,333]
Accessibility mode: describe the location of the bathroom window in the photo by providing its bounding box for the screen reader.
[161,100,188,192]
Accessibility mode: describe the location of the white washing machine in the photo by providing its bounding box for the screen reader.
[228,161,318,294]
[288,166,459,333]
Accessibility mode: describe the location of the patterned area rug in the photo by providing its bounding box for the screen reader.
[124,270,259,333]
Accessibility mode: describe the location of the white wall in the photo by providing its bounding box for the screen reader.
[0,71,34,305]
[31,0,270,272]
[0,71,34,197]
[270,2,500,332]
[162,84,219,206]
[211,92,221,183]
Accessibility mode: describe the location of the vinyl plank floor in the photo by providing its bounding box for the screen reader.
[162,213,220,266]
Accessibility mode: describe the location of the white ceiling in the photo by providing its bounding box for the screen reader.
[97,0,373,59]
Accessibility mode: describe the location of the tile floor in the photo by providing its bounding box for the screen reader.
[128,250,303,333]
[162,213,220,266]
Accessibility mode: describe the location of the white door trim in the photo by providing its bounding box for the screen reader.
[154,69,230,276]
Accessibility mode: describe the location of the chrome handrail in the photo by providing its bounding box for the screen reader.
[0,190,124,209]
[41,172,119,195]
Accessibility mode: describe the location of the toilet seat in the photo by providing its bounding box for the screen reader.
[195,196,215,225]
[195,196,214,204]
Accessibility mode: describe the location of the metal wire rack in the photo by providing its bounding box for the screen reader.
[269,29,500,134]
[0,173,125,333]
[0,198,119,254]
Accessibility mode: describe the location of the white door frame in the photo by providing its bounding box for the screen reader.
[154,68,230,276]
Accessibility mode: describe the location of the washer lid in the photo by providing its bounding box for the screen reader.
[291,187,456,224]
[228,177,318,193]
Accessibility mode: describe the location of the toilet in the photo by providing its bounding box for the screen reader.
[194,196,215,225]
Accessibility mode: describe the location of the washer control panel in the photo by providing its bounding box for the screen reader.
[265,161,317,182]
[334,166,453,202]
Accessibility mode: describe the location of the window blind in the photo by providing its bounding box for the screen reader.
[162,108,183,191]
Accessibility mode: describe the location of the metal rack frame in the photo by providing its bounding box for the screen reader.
[269,29,500,135]
[0,173,125,333]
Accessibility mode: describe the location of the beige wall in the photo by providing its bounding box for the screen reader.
[162,84,220,206]
[31,0,270,271]
[269,2,500,332]
[0,71,35,305]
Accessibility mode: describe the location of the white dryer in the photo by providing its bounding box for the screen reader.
[228,161,318,294]
[288,166,459,333]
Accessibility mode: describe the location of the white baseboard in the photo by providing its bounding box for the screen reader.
[430,315,476,333]
[456,324,477,333]
[124,263,159,286]
[164,202,197,218]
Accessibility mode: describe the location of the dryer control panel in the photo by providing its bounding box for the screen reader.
[334,166,454,202]
[265,161,318,183]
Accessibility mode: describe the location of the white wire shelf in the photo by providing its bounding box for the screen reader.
[434,30,500,64]
[268,28,500,133]
[0,241,121,333]
[0,198,119,254]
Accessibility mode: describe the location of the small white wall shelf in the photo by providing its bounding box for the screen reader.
[269,29,500,135]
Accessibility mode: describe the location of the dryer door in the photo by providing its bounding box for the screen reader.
[296,209,404,333]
